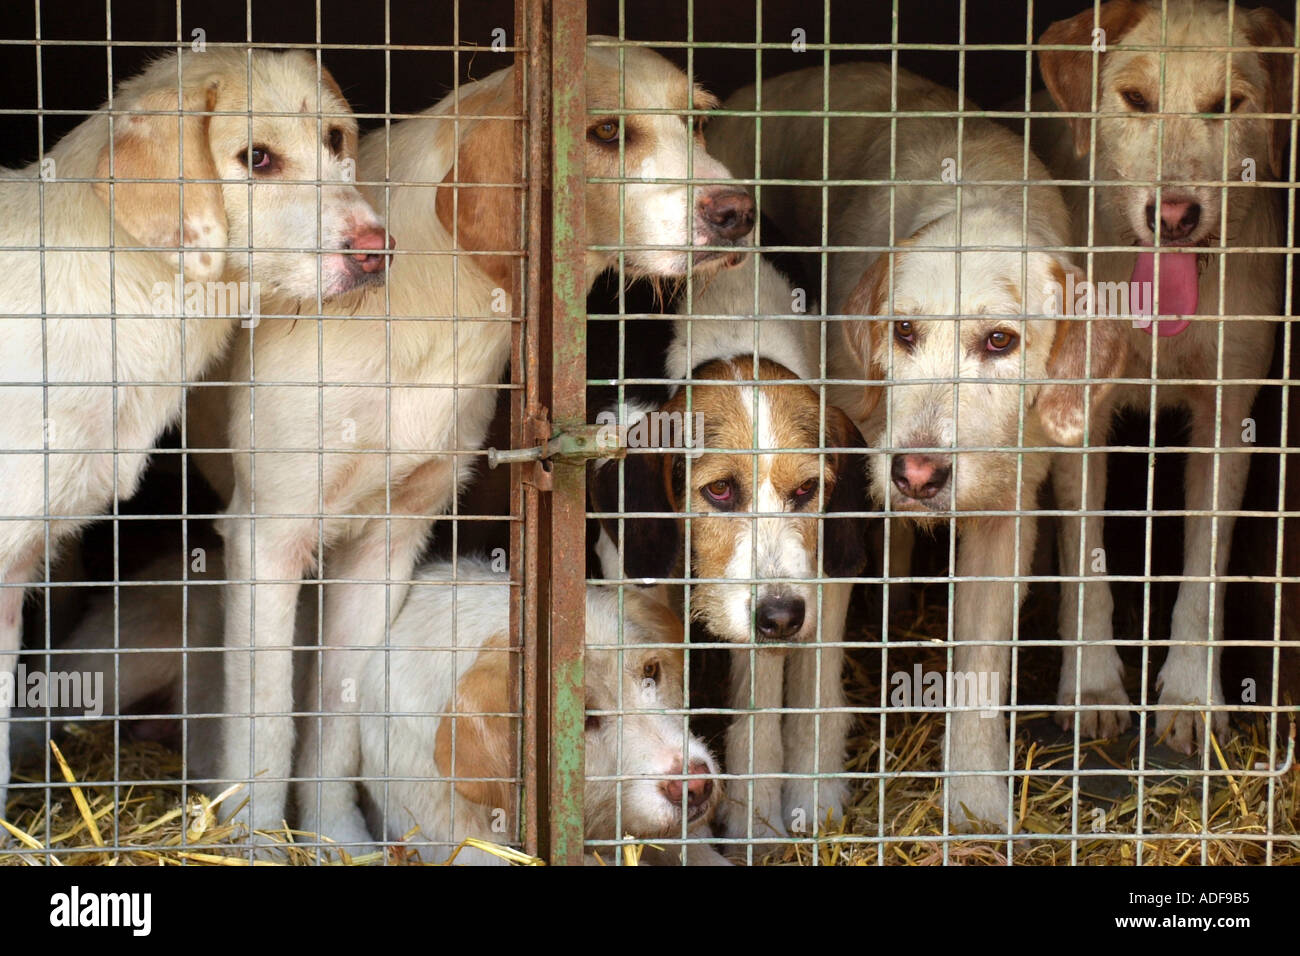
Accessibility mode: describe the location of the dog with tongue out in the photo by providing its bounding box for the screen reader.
[1034,0,1291,758]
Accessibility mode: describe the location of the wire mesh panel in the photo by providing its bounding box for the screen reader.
[0,0,538,864]
[583,0,1298,867]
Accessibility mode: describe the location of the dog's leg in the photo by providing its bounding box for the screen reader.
[1158,386,1253,752]
[0,554,36,821]
[886,519,915,613]
[1052,447,1130,737]
[722,646,788,852]
[218,501,315,837]
[945,515,1032,831]
[781,579,851,835]
[296,512,433,852]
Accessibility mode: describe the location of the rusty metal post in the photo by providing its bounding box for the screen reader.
[546,0,589,866]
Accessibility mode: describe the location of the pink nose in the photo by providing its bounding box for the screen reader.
[890,453,951,500]
[660,759,714,814]
[1144,199,1201,241]
[345,226,395,274]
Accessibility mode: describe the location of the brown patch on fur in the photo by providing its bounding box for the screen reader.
[1243,5,1296,178]
[434,74,520,290]
[95,83,227,279]
[839,257,892,421]
[434,631,514,810]
[1039,0,1147,158]
[1038,272,1129,446]
[623,589,685,645]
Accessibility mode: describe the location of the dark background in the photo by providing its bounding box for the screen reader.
[2,1,1295,703]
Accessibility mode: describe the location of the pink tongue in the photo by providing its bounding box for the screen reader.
[1131,250,1197,336]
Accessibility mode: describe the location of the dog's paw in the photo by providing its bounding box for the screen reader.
[946,776,1013,833]
[1056,645,1131,738]
[782,778,849,835]
[299,806,376,861]
[1155,664,1227,755]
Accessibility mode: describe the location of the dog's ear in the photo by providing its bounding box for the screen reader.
[1039,0,1146,159]
[1244,6,1296,179]
[95,82,227,282]
[838,255,895,422]
[434,635,514,812]
[435,70,520,290]
[588,453,682,579]
[822,405,871,577]
[1036,264,1129,446]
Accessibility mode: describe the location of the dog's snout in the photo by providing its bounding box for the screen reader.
[697,188,756,242]
[661,759,715,818]
[1144,200,1201,242]
[891,453,951,501]
[755,595,805,642]
[344,226,396,274]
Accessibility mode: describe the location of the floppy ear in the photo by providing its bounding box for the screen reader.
[588,453,682,579]
[1244,6,1296,179]
[95,82,227,281]
[434,636,514,812]
[837,255,895,422]
[1036,264,1129,446]
[1039,0,1145,159]
[822,405,872,577]
[622,588,685,644]
[435,70,520,290]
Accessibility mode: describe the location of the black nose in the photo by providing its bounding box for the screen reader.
[756,596,805,641]
[697,188,756,241]
[1144,200,1201,241]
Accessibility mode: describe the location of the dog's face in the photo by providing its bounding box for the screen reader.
[96,49,387,300]
[583,588,720,840]
[584,43,755,278]
[590,358,870,646]
[1040,0,1294,246]
[841,231,1127,515]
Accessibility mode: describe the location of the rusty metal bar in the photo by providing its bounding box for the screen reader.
[547,0,589,866]
[521,0,551,861]
[511,0,533,860]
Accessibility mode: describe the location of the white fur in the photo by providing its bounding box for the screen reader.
[706,62,1098,829]
[0,48,383,814]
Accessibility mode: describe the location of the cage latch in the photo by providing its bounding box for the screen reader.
[487,411,623,492]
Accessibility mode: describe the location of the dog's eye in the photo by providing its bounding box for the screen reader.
[244,146,274,172]
[585,713,602,731]
[792,478,818,502]
[642,660,660,683]
[589,120,620,144]
[985,329,1019,353]
[1120,89,1149,111]
[327,127,345,154]
[894,320,916,346]
[702,479,732,503]
[1208,95,1246,115]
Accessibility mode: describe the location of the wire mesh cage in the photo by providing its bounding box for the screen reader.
[0,0,1297,868]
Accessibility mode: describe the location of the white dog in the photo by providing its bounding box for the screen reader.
[1036,0,1291,754]
[0,48,385,814]
[202,41,754,841]
[704,63,1129,828]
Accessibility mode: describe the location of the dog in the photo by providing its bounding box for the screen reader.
[591,253,870,851]
[703,63,1129,828]
[0,48,385,816]
[1036,0,1291,754]
[353,557,724,865]
[202,40,755,842]
[11,552,725,865]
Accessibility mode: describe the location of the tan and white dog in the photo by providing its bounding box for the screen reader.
[0,48,386,815]
[592,254,870,849]
[355,558,723,865]
[200,41,754,842]
[704,63,1129,828]
[1036,0,1291,754]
